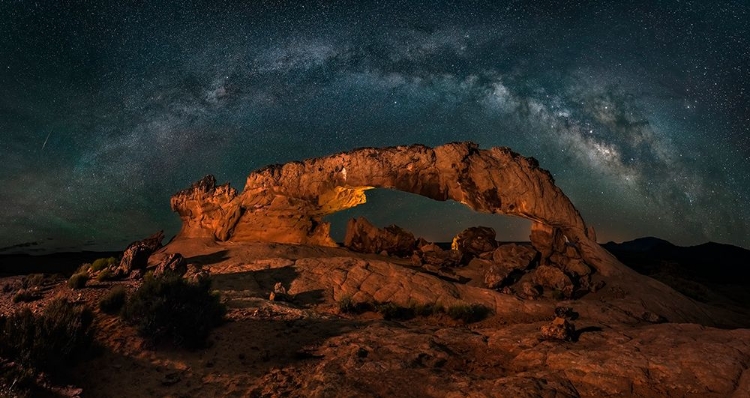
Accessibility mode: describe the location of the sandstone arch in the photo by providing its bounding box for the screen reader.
[170,142,624,275]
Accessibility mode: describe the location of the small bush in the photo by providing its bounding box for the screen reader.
[76,263,92,274]
[68,273,89,289]
[91,257,117,272]
[411,302,444,317]
[96,268,115,282]
[99,286,127,314]
[122,274,226,349]
[0,298,94,372]
[22,274,46,289]
[376,302,415,320]
[0,360,36,398]
[446,303,491,323]
[12,290,40,303]
[338,295,356,313]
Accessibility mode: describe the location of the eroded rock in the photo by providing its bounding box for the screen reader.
[532,265,574,298]
[540,317,575,341]
[116,231,164,277]
[492,243,537,271]
[153,253,187,277]
[171,142,623,276]
[484,263,511,289]
[452,226,498,260]
[417,244,461,268]
[344,217,416,257]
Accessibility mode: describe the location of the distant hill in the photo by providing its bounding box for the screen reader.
[603,237,750,308]
[603,238,750,284]
[0,251,120,276]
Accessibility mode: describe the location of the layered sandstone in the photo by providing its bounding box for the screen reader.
[171,142,622,275]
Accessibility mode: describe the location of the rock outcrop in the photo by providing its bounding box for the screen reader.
[343,217,416,257]
[451,226,499,260]
[152,253,187,277]
[169,142,624,276]
[115,231,164,277]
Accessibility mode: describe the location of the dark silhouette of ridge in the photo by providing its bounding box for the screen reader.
[604,237,750,308]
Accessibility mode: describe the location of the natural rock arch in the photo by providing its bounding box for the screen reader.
[170,142,624,275]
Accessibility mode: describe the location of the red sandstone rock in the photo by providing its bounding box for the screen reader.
[451,226,498,260]
[343,217,416,257]
[153,253,187,277]
[492,243,537,271]
[116,231,164,277]
[532,265,574,298]
[540,317,575,341]
[169,142,629,276]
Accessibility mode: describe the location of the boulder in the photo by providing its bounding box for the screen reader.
[491,243,537,271]
[116,231,164,277]
[153,253,188,277]
[540,317,575,341]
[532,265,574,298]
[185,264,210,284]
[565,259,591,277]
[483,263,511,289]
[451,226,498,260]
[269,282,290,302]
[520,282,542,299]
[344,217,416,257]
[530,222,566,264]
[418,244,461,267]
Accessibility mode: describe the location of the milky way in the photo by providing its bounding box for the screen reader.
[1,1,748,252]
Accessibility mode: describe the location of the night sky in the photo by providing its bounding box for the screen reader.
[1,1,749,252]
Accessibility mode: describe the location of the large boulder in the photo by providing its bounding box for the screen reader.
[415,243,462,267]
[532,265,574,298]
[344,217,416,257]
[451,226,498,260]
[484,264,511,289]
[492,243,537,271]
[540,317,575,341]
[116,231,164,277]
[152,253,187,277]
[530,222,566,264]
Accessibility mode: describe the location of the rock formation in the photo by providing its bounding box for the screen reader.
[115,231,164,277]
[170,142,626,276]
[343,217,416,257]
[451,226,499,259]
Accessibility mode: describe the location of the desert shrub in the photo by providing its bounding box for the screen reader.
[91,257,117,272]
[446,303,491,323]
[0,298,94,372]
[68,273,89,289]
[0,361,35,397]
[99,286,127,314]
[96,268,115,282]
[336,296,375,314]
[122,274,226,348]
[338,295,356,313]
[12,290,40,303]
[411,302,444,317]
[376,302,415,320]
[21,274,46,289]
[76,263,91,274]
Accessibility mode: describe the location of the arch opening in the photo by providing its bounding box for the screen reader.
[324,188,532,244]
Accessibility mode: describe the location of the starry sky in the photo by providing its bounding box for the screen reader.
[1,0,749,253]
